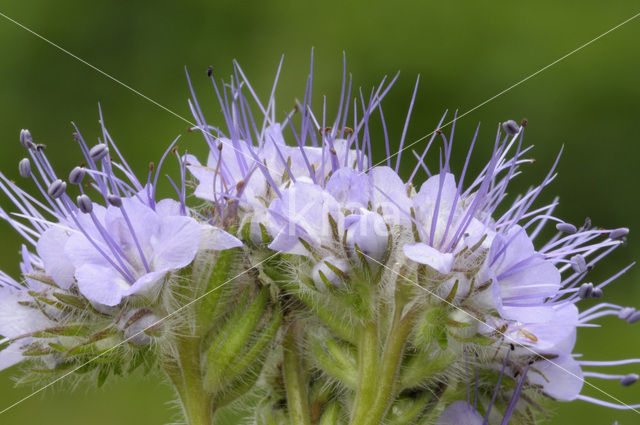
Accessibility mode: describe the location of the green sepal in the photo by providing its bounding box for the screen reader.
[310,335,357,389]
[51,292,88,310]
[196,247,238,333]
[204,286,270,393]
[385,392,432,425]
[31,324,87,338]
[213,305,282,402]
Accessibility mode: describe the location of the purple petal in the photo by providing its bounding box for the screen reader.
[0,341,27,371]
[0,287,53,338]
[151,215,202,270]
[36,227,75,289]
[123,269,169,300]
[75,264,129,306]
[528,355,584,401]
[403,242,454,274]
[200,224,243,250]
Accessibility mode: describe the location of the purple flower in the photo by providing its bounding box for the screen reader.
[64,196,204,306]
[0,116,240,309]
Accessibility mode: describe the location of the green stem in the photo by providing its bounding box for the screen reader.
[163,336,215,425]
[283,319,312,425]
[349,321,379,424]
[351,310,416,425]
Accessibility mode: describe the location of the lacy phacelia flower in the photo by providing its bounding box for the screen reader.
[1,58,638,425]
[0,115,241,375]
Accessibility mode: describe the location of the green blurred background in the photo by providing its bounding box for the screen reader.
[0,0,639,424]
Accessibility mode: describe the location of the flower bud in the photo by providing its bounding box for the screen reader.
[123,310,161,347]
[345,212,389,266]
[312,256,349,291]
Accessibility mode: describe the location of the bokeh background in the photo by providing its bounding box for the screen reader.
[0,1,639,424]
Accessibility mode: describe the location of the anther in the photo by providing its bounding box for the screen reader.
[620,374,639,387]
[502,120,520,136]
[107,194,123,208]
[591,287,603,299]
[206,66,213,78]
[556,222,577,234]
[618,307,635,320]
[520,118,528,127]
[89,143,109,162]
[77,194,93,214]
[578,282,593,299]
[69,166,86,185]
[18,158,31,178]
[609,228,629,240]
[47,179,67,199]
[19,129,34,149]
[571,254,588,274]
[627,310,640,324]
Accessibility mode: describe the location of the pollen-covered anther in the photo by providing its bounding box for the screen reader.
[77,194,93,214]
[502,120,520,136]
[18,158,31,178]
[609,228,630,240]
[19,129,34,149]
[107,194,123,208]
[620,374,639,387]
[556,222,577,234]
[47,179,67,199]
[69,166,86,185]
[89,143,109,162]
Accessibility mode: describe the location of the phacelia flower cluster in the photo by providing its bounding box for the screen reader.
[0,58,637,425]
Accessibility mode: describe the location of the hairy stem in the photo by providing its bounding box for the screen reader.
[362,310,416,425]
[283,319,312,425]
[349,321,380,424]
[164,336,215,425]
